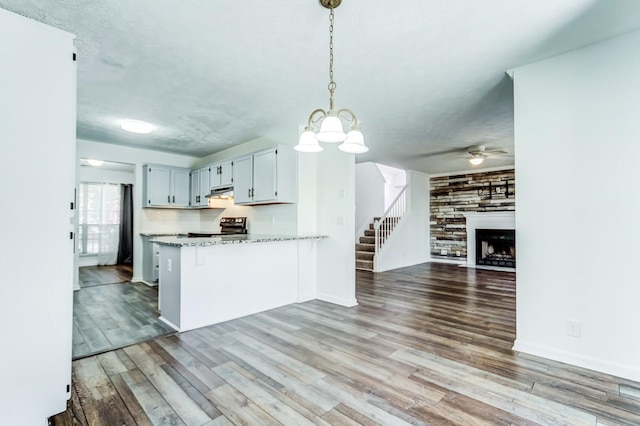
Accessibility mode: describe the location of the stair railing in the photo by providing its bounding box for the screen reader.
[374,186,407,259]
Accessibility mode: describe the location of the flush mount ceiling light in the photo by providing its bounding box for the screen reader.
[468,154,485,166]
[86,159,104,167]
[120,119,153,134]
[294,0,368,154]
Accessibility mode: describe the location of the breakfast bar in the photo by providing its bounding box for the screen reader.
[151,234,326,332]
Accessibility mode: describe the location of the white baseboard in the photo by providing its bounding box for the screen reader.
[131,275,143,283]
[513,339,640,382]
[316,293,358,307]
[159,316,180,332]
[139,279,158,287]
[430,257,466,266]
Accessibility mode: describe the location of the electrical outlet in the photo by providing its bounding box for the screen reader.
[336,216,345,225]
[567,319,581,337]
[456,250,461,256]
[440,248,448,256]
[167,258,172,272]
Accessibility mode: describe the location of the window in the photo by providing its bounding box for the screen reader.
[78,183,121,257]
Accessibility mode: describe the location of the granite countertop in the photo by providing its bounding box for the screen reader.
[150,234,328,247]
[140,233,184,237]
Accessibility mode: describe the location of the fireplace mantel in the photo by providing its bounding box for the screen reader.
[462,212,515,268]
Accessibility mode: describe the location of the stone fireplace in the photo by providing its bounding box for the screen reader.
[462,212,515,269]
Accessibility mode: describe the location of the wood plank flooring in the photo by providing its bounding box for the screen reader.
[74,268,174,359]
[53,263,640,425]
[79,264,133,288]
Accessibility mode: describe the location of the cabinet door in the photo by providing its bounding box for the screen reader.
[171,169,191,206]
[147,166,171,206]
[252,149,277,203]
[190,169,200,206]
[233,155,253,204]
[210,162,222,188]
[199,166,211,205]
[220,160,233,186]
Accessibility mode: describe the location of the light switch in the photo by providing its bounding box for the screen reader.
[167,258,172,272]
[338,189,345,199]
[337,216,345,225]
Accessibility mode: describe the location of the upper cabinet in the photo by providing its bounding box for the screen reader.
[190,166,211,207]
[143,164,191,208]
[232,145,296,205]
[210,160,233,189]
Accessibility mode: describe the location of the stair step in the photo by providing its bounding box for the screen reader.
[359,236,375,244]
[356,259,374,270]
[356,251,374,261]
[356,243,375,252]
[364,228,394,236]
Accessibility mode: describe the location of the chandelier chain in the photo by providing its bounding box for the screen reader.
[328,6,336,110]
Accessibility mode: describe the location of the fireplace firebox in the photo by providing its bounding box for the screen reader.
[475,229,515,268]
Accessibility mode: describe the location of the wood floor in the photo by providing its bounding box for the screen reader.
[79,264,133,288]
[53,263,640,425]
[74,266,174,359]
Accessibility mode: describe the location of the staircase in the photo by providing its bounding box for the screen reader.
[356,219,378,270]
[355,186,407,272]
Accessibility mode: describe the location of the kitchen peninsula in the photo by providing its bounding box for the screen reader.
[152,234,326,332]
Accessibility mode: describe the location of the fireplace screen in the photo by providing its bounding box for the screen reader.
[475,229,515,268]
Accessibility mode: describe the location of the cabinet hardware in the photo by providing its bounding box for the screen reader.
[248,188,251,197]
[168,195,171,203]
[72,53,76,61]
[69,232,73,240]
[70,202,74,210]
[172,195,175,203]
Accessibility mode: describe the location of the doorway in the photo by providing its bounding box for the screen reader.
[73,159,173,359]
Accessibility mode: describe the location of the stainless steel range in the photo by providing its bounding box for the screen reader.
[187,217,247,238]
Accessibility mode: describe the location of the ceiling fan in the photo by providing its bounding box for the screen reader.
[462,145,509,166]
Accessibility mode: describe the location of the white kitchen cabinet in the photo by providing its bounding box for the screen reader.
[210,160,233,188]
[232,155,254,204]
[141,236,160,285]
[0,9,76,424]
[232,145,297,205]
[189,166,212,207]
[143,164,191,207]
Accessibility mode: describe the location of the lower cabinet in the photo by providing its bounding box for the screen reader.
[141,236,160,285]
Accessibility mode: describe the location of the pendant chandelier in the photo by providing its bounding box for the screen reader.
[294,0,368,154]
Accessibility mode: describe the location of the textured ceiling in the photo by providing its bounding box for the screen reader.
[3,0,640,174]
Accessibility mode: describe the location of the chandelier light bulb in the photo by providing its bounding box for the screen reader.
[339,129,368,153]
[295,127,324,152]
[317,113,347,143]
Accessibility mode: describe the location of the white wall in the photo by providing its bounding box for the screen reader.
[375,170,430,271]
[355,162,386,233]
[315,145,357,306]
[513,30,640,381]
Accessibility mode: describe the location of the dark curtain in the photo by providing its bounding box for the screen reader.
[117,184,133,264]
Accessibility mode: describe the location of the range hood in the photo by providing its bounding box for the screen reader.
[205,185,234,199]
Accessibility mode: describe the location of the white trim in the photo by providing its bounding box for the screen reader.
[316,293,358,307]
[158,316,180,331]
[138,279,158,287]
[513,339,640,382]
[462,212,515,268]
[430,257,466,266]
